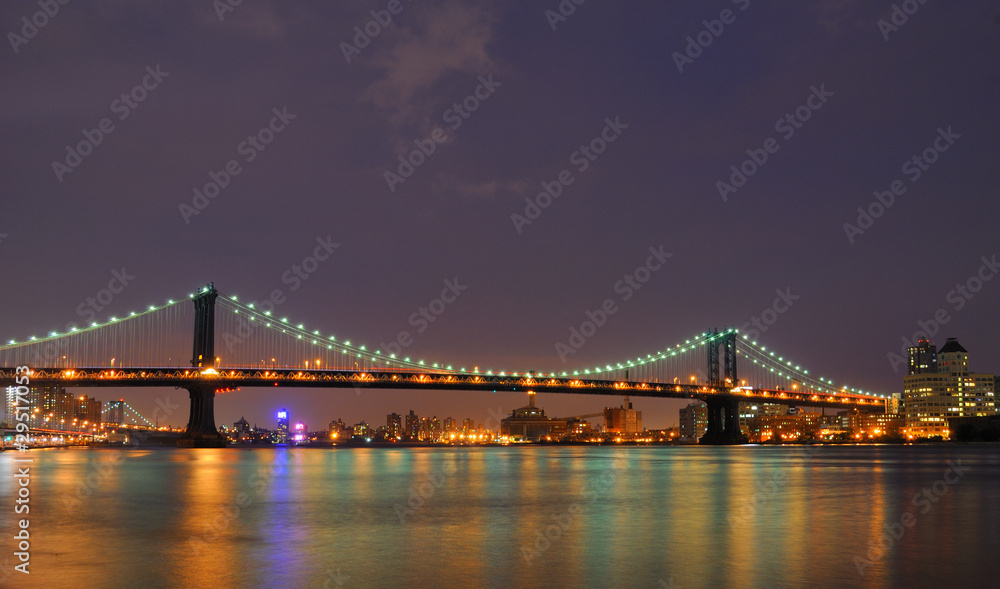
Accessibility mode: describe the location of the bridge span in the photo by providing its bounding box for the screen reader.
[0,284,887,446]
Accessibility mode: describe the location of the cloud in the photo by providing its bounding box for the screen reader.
[364,1,498,123]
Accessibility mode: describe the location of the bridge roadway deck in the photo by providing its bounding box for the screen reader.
[2,367,884,410]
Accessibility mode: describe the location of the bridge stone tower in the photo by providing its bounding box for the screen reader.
[178,283,226,448]
[700,329,748,445]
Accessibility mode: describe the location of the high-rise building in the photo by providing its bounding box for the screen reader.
[903,338,996,438]
[73,395,102,428]
[405,410,419,439]
[907,338,937,375]
[277,408,289,443]
[386,413,403,439]
[679,401,707,442]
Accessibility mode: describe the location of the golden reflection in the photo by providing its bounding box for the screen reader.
[169,449,242,585]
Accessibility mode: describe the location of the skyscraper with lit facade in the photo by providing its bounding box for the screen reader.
[277,408,289,443]
[903,338,996,438]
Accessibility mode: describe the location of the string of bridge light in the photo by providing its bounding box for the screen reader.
[737,334,884,398]
[218,294,473,374]
[559,330,718,378]
[0,291,196,350]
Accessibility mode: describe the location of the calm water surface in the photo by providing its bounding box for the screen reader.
[2,445,999,588]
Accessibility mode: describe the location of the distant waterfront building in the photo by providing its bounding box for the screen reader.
[907,338,937,375]
[745,412,822,442]
[679,401,707,442]
[292,422,308,443]
[738,403,784,433]
[405,410,419,439]
[233,417,250,434]
[604,397,642,435]
[387,413,403,439]
[328,419,348,440]
[903,338,996,438]
[500,392,567,441]
[6,386,76,429]
[850,412,905,438]
[277,408,289,443]
[73,395,102,429]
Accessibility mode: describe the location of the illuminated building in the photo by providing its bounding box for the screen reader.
[903,338,996,438]
[233,417,250,434]
[679,401,707,442]
[745,412,822,442]
[500,392,568,441]
[604,397,642,435]
[405,410,419,439]
[277,408,289,443]
[73,395,102,427]
[738,403,784,433]
[849,411,904,438]
[387,413,403,439]
[292,422,307,443]
[907,338,937,374]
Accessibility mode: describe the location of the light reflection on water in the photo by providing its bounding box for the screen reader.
[1,445,998,588]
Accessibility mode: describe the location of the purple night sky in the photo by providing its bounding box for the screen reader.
[1,1,998,429]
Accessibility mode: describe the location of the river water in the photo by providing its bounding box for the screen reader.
[1,445,998,588]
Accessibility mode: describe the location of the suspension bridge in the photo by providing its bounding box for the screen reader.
[0,284,886,446]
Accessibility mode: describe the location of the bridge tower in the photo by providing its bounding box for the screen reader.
[178,283,226,448]
[701,329,748,445]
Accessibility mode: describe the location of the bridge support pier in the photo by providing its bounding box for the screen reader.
[699,397,748,445]
[177,385,226,448]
